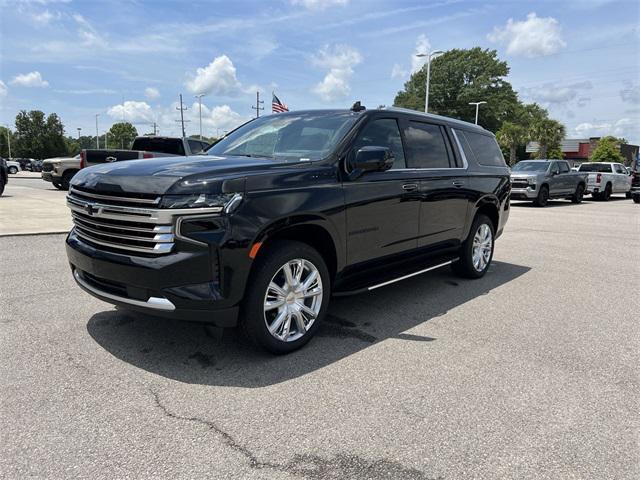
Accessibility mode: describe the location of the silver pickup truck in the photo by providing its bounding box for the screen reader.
[510,159,588,207]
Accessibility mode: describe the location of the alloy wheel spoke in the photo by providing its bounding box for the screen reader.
[269,309,288,335]
[268,282,286,298]
[293,310,307,334]
[280,314,292,339]
[303,286,322,298]
[283,262,295,287]
[299,303,317,320]
[264,298,285,311]
[301,269,318,291]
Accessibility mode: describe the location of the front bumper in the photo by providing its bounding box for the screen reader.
[509,186,537,200]
[66,229,239,326]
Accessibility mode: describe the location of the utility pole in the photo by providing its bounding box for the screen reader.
[251,91,264,118]
[95,114,100,148]
[77,127,82,139]
[152,122,158,135]
[3,125,11,158]
[176,94,189,138]
[194,93,205,139]
[415,50,443,113]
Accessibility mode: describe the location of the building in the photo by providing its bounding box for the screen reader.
[526,138,639,167]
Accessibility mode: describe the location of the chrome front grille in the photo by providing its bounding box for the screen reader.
[67,186,226,255]
[68,186,174,255]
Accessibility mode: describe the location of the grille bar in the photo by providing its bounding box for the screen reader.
[70,186,160,205]
[74,229,174,254]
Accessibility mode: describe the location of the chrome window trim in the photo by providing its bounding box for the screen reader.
[73,269,175,311]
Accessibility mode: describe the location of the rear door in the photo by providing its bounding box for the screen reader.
[401,120,470,249]
[344,117,421,265]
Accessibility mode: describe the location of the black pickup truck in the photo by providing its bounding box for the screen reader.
[81,136,211,168]
[65,106,510,353]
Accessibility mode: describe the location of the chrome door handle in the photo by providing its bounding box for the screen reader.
[402,183,418,191]
[452,181,464,187]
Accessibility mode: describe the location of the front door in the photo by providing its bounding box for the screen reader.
[344,117,420,266]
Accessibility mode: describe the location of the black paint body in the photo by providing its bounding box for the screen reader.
[66,109,511,326]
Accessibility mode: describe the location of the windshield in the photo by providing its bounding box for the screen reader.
[579,163,612,173]
[512,161,549,172]
[207,111,359,162]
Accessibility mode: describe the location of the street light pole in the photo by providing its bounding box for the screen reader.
[95,114,100,148]
[194,93,205,140]
[416,50,443,113]
[469,101,487,125]
[3,126,11,158]
[77,127,82,140]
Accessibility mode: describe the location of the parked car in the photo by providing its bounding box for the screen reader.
[41,154,81,190]
[510,159,588,207]
[0,158,8,196]
[6,160,21,174]
[81,136,211,169]
[65,105,510,354]
[25,159,43,172]
[630,167,640,203]
[577,162,631,201]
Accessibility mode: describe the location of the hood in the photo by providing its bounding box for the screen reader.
[44,156,74,164]
[70,154,299,195]
[510,172,540,179]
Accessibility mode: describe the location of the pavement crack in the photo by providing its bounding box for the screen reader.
[148,388,440,479]
[148,388,279,471]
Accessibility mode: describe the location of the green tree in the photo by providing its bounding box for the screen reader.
[13,110,67,159]
[530,118,566,159]
[589,136,625,163]
[65,137,80,156]
[0,126,15,158]
[108,122,138,149]
[496,122,529,165]
[394,47,520,132]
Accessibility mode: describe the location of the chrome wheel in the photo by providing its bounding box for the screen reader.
[472,224,493,272]
[263,259,323,342]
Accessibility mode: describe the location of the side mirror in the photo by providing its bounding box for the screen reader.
[348,146,394,180]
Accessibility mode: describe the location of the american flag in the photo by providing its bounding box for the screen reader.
[272,93,289,113]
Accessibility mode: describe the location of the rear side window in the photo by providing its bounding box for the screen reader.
[579,163,613,173]
[188,139,204,154]
[352,118,406,169]
[132,138,185,156]
[403,121,451,169]
[462,131,506,167]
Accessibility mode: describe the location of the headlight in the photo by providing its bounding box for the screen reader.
[527,177,536,184]
[160,193,237,209]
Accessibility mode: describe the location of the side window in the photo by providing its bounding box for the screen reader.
[403,121,451,169]
[559,161,570,173]
[352,118,406,169]
[614,164,625,174]
[462,131,506,167]
[550,162,560,174]
[188,139,204,154]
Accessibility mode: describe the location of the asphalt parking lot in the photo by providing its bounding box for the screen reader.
[1,195,639,479]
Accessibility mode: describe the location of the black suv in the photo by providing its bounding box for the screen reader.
[65,106,510,353]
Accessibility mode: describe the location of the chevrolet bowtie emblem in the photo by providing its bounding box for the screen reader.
[86,204,95,215]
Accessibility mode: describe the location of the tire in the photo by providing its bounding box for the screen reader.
[452,214,495,279]
[240,240,330,354]
[633,195,640,204]
[61,171,75,190]
[533,185,549,207]
[625,192,632,199]
[0,180,4,196]
[52,180,63,190]
[8,166,18,174]
[602,183,612,201]
[571,184,585,204]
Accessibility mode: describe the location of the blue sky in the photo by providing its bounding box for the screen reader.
[0,0,638,143]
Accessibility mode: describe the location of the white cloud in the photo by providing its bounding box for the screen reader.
[488,12,566,58]
[411,34,431,73]
[522,81,592,105]
[10,71,49,87]
[185,55,243,96]
[191,103,247,133]
[391,64,407,79]
[107,101,155,123]
[290,0,348,10]
[574,118,639,141]
[312,44,362,102]
[145,87,160,99]
[31,9,60,25]
[0,81,7,97]
[620,81,640,105]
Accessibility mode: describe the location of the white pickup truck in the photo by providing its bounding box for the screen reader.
[578,162,631,201]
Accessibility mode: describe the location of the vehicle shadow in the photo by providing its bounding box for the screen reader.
[510,200,590,208]
[86,261,530,388]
